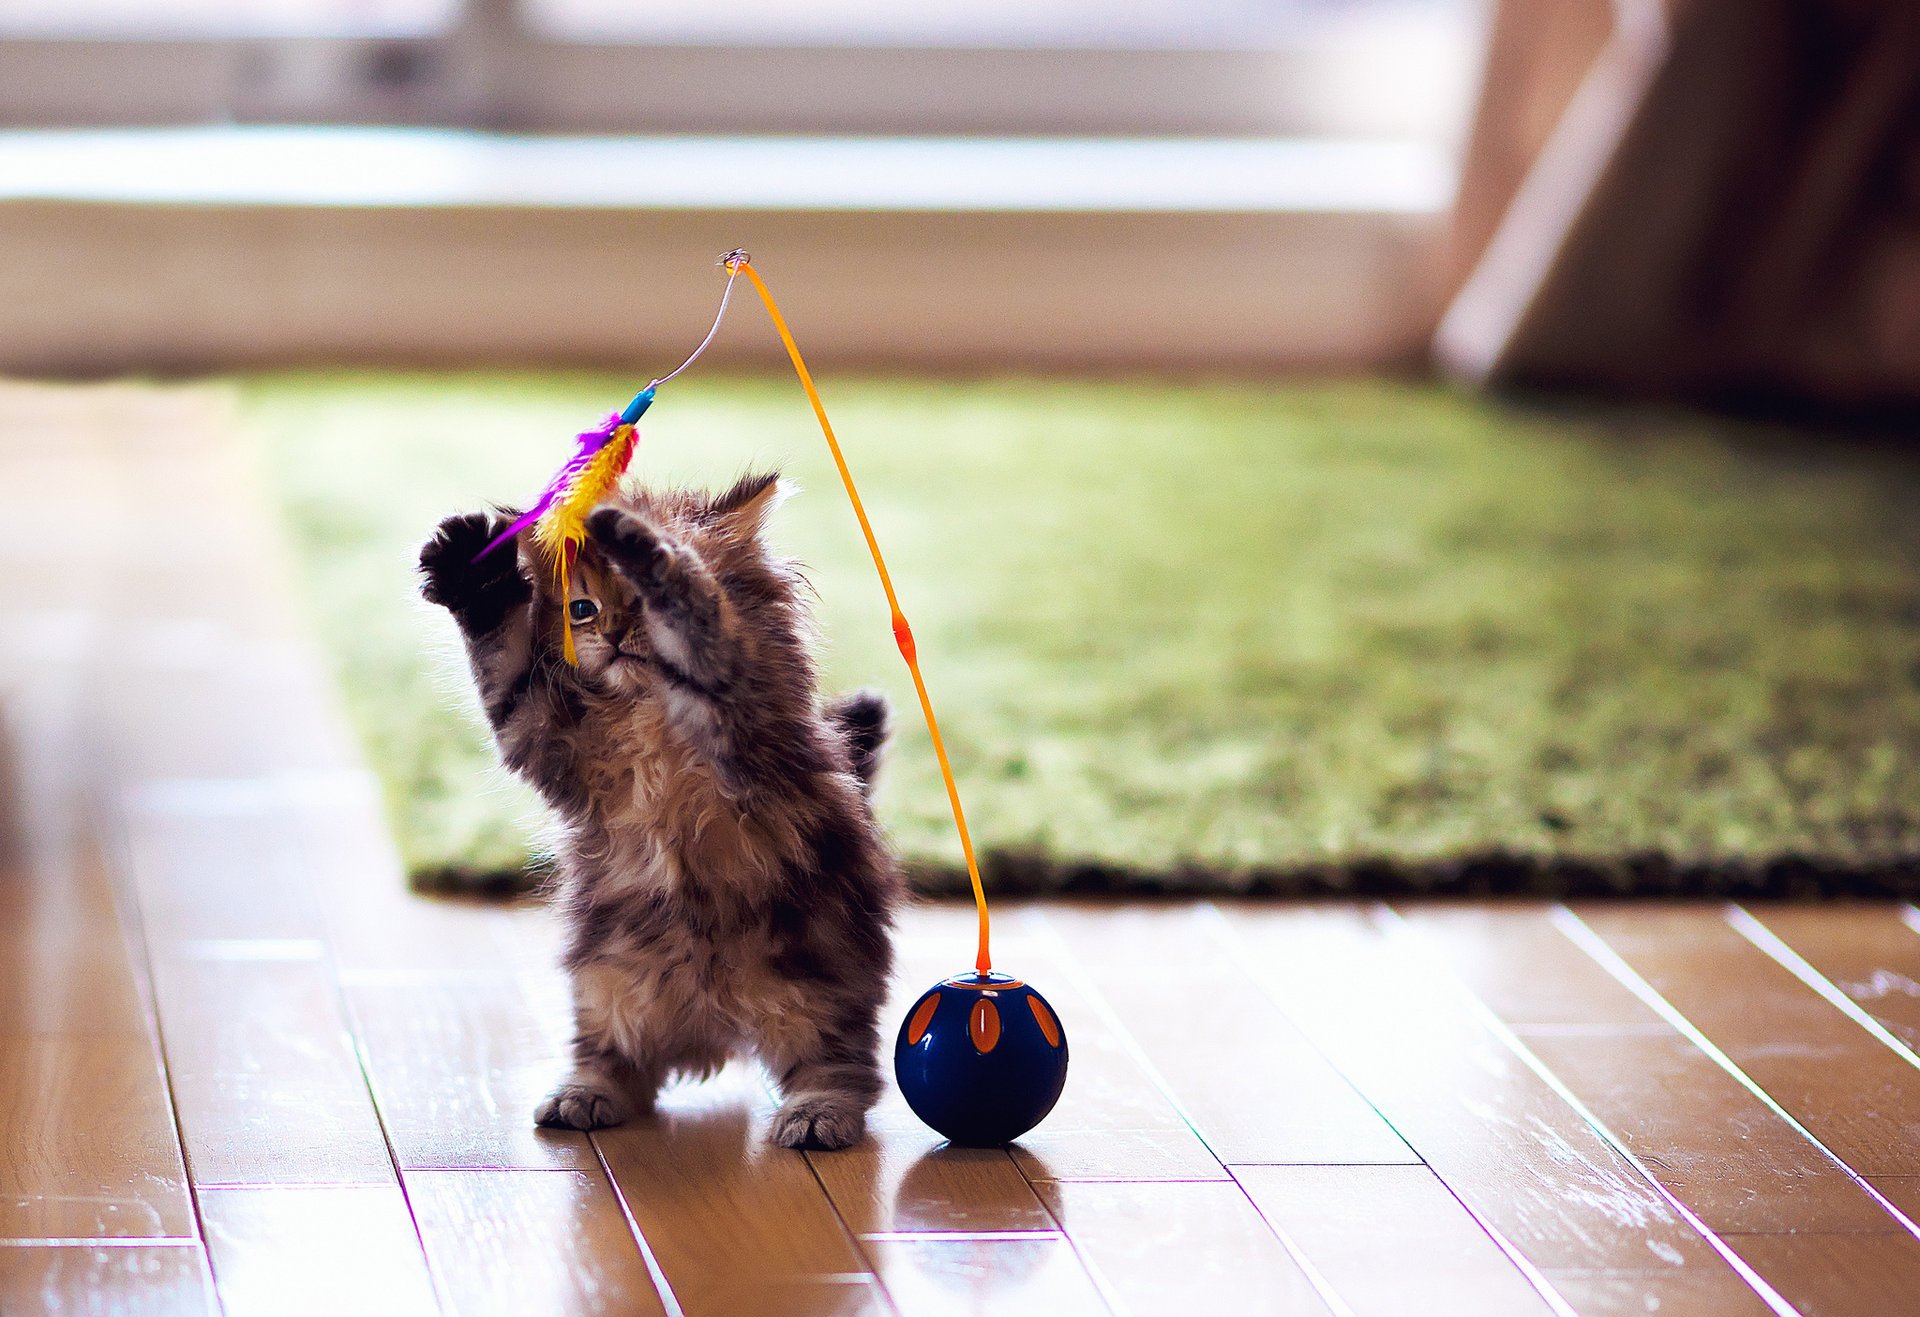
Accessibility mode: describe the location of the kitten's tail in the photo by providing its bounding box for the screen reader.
[827,689,891,797]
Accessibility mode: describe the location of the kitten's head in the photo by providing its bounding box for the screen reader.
[531,471,796,693]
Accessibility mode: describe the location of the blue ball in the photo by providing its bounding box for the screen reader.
[894,971,1069,1146]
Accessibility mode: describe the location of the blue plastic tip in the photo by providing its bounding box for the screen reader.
[620,387,657,425]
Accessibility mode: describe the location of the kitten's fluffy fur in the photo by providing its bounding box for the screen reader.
[418,473,899,1149]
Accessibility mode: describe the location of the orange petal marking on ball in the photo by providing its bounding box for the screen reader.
[906,993,942,1046]
[1027,995,1062,1048]
[969,998,1002,1054]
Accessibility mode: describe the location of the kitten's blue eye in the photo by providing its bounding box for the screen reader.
[569,599,600,624]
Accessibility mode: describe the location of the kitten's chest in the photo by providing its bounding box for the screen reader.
[580,700,779,891]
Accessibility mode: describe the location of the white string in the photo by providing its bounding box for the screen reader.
[649,258,743,389]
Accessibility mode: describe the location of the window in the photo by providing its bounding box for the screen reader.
[0,0,1482,143]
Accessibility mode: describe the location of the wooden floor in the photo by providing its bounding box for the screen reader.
[10,385,1920,1316]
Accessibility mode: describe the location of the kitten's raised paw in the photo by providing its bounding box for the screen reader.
[534,1082,633,1131]
[770,1095,866,1150]
[419,510,529,624]
[587,506,671,581]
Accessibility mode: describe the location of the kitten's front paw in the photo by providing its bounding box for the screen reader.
[587,506,671,584]
[770,1095,867,1150]
[534,1082,633,1131]
[419,511,529,627]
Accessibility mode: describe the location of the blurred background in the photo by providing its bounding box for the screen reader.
[3,0,1917,897]
[0,0,1479,371]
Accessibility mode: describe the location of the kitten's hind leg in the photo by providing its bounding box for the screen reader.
[764,1011,884,1151]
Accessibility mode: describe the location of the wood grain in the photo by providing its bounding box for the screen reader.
[1037,1179,1333,1315]
[1234,1164,1555,1316]
[346,981,594,1172]
[0,1243,216,1317]
[1576,905,1920,1177]
[1521,1031,1901,1234]
[1541,1265,1776,1317]
[1723,1233,1920,1317]
[408,1169,667,1317]
[0,843,150,1039]
[198,1185,440,1317]
[863,1236,1105,1317]
[1741,904,1920,1050]
[1390,904,1665,1030]
[1403,904,1909,1234]
[119,802,328,952]
[1221,905,1736,1288]
[1045,903,1416,1166]
[0,1034,197,1239]
[592,1067,885,1317]
[146,952,395,1186]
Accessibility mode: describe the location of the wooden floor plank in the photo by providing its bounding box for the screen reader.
[592,1066,890,1317]
[197,1185,440,1317]
[1864,1175,1920,1224]
[812,1140,1058,1240]
[1541,1266,1784,1317]
[1574,905,1920,1177]
[408,1169,667,1317]
[120,802,328,952]
[0,842,151,1040]
[101,650,357,788]
[1739,903,1920,1052]
[0,626,209,1273]
[1389,906,1664,1032]
[144,950,396,1186]
[1219,904,1740,1300]
[345,980,595,1172]
[1402,905,1920,1316]
[1403,904,1907,1235]
[1044,903,1417,1165]
[0,1243,216,1317]
[863,1237,1106,1317]
[0,1034,198,1240]
[1235,1164,1556,1317]
[1037,1180,1334,1316]
[1519,1031,1901,1234]
[1721,1234,1920,1317]
[287,781,513,985]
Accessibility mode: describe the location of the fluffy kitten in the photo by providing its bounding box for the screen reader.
[418,473,899,1149]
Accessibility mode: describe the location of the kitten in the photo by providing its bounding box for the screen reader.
[417,472,899,1150]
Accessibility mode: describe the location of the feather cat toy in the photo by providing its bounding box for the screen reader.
[474,389,648,663]
[467,250,1068,1146]
[473,262,738,663]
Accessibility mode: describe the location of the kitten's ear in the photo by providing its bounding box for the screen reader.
[708,472,792,539]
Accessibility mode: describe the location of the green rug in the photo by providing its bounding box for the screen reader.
[242,372,1920,898]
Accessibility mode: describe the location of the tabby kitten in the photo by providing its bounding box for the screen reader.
[417,473,899,1149]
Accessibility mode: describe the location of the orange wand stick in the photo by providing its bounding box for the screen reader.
[728,253,992,975]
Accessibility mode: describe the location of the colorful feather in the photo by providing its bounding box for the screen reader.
[476,387,654,664]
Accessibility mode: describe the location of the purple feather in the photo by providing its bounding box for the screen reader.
[473,412,627,562]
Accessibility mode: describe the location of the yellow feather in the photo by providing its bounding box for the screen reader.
[534,423,636,665]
